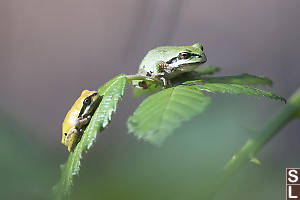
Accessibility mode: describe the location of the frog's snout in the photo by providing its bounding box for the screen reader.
[201,53,207,63]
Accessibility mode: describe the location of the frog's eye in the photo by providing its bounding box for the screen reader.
[178,52,191,60]
[64,132,67,136]
[200,45,204,51]
[83,97,91,105]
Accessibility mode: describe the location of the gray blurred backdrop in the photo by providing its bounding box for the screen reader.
[0,0,299,199]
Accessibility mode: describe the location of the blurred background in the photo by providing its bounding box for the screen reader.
[0,0,299,199]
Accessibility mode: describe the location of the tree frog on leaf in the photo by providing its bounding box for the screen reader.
[133,43,207,89]
[62,90,102,152]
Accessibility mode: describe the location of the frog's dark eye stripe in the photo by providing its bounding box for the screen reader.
[79,96,92,117]
[90,93,98,97]
[167,51,202,64]
[201,46,204,51]
[178,52,191,59]
[166,57,178,64]
[79,93,102,119]
[178,52,202,60]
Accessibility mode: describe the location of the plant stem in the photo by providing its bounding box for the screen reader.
[125,74,149,81]
[126,74,162,85]
[207,87,300,199]
[125,74,161,82]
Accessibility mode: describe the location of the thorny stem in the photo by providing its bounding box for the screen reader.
[206,87,300,199]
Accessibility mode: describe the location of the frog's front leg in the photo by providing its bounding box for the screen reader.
[155,61,172,88]
[158,61,173,73]
[158,76,170,88]
[75,115,91,128]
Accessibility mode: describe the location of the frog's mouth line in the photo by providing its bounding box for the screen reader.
[179,60,206,67]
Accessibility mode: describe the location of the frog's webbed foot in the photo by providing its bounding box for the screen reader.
[160,61,184,74]
[158,61,173,73]
[70,127,79,135]
[159,61,169,69]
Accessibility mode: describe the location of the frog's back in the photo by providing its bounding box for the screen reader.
[138,45,197,74]
[138,48,163,74]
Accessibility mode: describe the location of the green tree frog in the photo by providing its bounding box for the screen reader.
[132,43,207,89]
[62,90,101,152]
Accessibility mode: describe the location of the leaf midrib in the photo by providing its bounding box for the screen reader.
[157,87,176,133]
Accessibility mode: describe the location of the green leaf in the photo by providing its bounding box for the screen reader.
[86,74,127,149]
[188,83,286,103]
[132,83,162,98]
[183,73,273,86]
[170,66,220,85]
[172,72,272,88]
[196,65,220,75]
[128,80,286,146]
[128,86,211,145]
[200,74,273,86]
[53,74,126,199]
[289,87,300,118]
